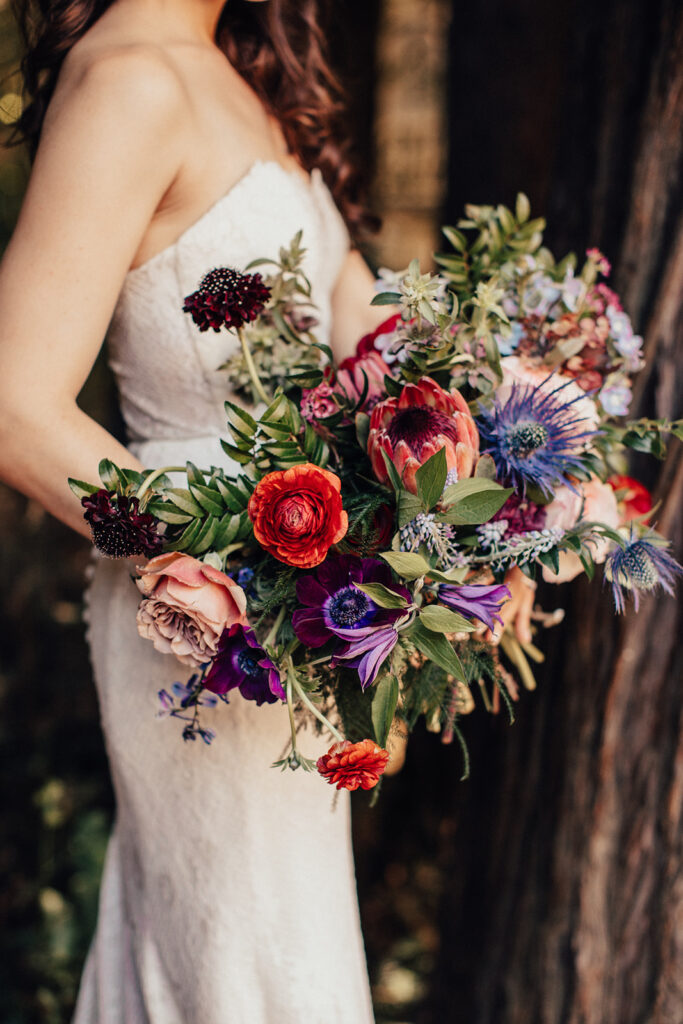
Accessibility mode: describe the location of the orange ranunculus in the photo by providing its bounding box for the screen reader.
[316,739,390,791]
[368,376,479,494]
[247,463,348,569]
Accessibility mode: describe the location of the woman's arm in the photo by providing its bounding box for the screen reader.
[0,48,188,538]
[329,248,393,362]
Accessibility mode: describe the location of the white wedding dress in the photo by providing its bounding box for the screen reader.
[74,160,375,1024]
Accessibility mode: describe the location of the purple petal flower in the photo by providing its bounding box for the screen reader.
[293,555,410,650]
[437,583,511,632]
[332,625,401,689]
[204,624,285,705]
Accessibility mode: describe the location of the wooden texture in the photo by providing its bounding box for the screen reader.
[422,1,683,1020]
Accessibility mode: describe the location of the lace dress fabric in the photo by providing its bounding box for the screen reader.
[73,161,375,1024]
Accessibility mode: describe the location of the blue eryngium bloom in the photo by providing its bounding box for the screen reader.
[476,379,596,496]
[604,531,683,612]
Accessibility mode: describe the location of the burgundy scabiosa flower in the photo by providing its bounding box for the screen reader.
[81,488,163,558]
[437,583,511,633]
[293,554,411,688]
[203,623,285,705]
[183,267,271,333]
[368,377,479,494]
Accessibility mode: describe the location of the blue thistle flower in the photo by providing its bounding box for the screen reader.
[476,379,596,496]
[604,531,682,612]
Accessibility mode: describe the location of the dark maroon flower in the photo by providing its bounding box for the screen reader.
[492,494,547,538]
[81,489,163,558]
[183,267,271,333]
[203,624,285,705]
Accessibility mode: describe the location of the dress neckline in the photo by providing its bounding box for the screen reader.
[126,160,320,279]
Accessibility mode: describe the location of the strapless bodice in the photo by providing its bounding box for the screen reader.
[107,161,349,453]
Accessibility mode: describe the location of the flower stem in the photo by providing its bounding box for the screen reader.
[238,326,270,406]
[135,466,189,501]
[285,674,299,755]
[264,606,287,650]
[289,670,344,743]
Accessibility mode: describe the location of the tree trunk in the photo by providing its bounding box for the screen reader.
[421,2,683,1021]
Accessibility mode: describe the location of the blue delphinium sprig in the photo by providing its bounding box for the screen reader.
[477,378,597,497]
[604,529,683,612]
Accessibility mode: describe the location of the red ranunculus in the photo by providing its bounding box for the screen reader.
[247,463,348,568]
[336,350,391,411]
[367,376,479,494]
[608,474,653,522]
[316,739,390,791]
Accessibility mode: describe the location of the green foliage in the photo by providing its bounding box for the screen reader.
[401,659,451,731]
[222,391,329,471]
[372,675,400,747]
[408,620,465,681]
[332,672,374,743]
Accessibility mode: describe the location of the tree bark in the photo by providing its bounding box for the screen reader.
[421,2,683,1021]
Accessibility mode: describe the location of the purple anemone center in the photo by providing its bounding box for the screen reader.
[505,420,550,458]
[324,586,377,629]
[236,649,263,677]
[387,406,457,455]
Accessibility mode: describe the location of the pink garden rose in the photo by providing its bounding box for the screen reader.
[542,476,620,583]
[135,552,248,667]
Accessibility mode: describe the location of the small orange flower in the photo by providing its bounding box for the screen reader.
[316,739,390,791]
[247,463,348,569]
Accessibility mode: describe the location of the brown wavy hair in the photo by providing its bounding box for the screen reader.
[12,0,374,236]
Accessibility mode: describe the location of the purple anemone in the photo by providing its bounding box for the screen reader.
[437,583,511,632]
[293,555,411,688]
[203,624,285,705]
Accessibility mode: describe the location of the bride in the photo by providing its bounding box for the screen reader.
[0,0,534,1018]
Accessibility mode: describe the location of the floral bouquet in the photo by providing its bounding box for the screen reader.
[70,200,682,794]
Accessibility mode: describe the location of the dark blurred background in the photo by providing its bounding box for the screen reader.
[1,1,681,1022]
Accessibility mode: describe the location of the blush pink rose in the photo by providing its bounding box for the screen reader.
[135,552,248,667]
[542,477,620,583]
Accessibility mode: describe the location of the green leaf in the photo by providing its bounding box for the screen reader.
[68,477,100,500]
[371,675,399,748]
[419,605,475,634]
[440,480,512,525]
[381,449,404,492]
[424,565,469,585]
[371,291,401,306]
[185,462,207,487]
[353,582,409,610]
[190,515,221,555]
[409,620,465,681]
[538,547,560,575]
[165,488,205,517]
[146,502,193,525]
[98,459,124,491]
[515,192,531,223]
[442,225,468,252]
[165,517,204,552]
[474,454,497,479]
[397,491,426,529]
[383,374,403,398]
[355,412,370,453]
[224,400,257,433]
[189,484,225,517]
[414,447,448,510]
[380,550,431,580]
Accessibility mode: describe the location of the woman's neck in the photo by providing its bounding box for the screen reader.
[117,0,229,45]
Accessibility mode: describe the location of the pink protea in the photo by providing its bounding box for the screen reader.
[336,350,391,411]
[367,377,479,494]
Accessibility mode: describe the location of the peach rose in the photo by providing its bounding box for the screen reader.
[542,477,620,583]
[135,552,248,667]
